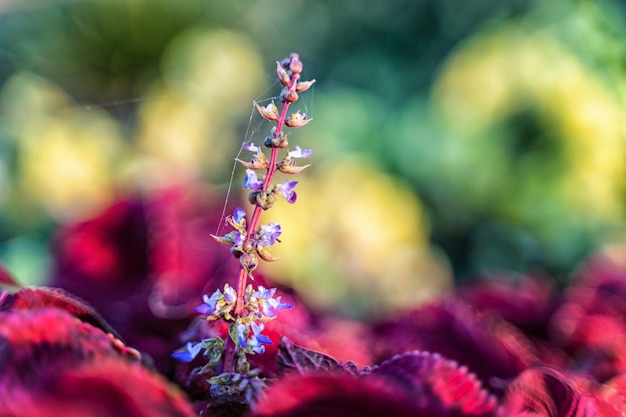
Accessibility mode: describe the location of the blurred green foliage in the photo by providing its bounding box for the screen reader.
[2,0,626,304]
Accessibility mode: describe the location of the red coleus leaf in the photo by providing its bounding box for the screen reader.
[0,307,195,416]
[0,308,140,384]
[0,357,197,417]
[249,373,428,417]
[372,300,537,392]
[501,367,620,417]
[365,351,497,416]
[252,351,497,417]
[276,336,359,377]
[0,286,121,339]
[457,273,558,339]
[549,248,626,380]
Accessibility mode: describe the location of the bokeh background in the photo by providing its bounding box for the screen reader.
[1,0,626,318]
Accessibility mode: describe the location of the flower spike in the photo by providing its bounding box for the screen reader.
[181,54,313,384]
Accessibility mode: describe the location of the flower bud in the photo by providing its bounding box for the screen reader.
[285,111,313,128]
[255,191,277,210]
[289,55,303,74]
[210,232,236,246]
[276,61,291,86]
[254,101,279,121]
[281,87,299,103]
[263,136,276,148]
[248,190,259,206]
[256,244,279,262]
[277,133,289,148]
[295,79,316,92]
[235,158,269,170]
[277,162,311,174]
[231,246,243,258]
[240,252,258,277]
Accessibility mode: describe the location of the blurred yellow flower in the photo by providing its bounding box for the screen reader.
[2,72,125,223]
[258,157,452,317]
[433,24,626,225]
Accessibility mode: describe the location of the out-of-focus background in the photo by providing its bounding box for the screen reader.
[1,0,626,317]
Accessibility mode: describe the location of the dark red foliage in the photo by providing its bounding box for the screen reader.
[49,186,241,374]
[500,368,620,417]
[0,306,196,416]
[276,336,359,377]
[251,350,497,417]
[549,249,626,381]
[371,300,537,392]
[0,286,120,338]
[456,273,558,339]
[249,373,430,417]
[366,351,496,416]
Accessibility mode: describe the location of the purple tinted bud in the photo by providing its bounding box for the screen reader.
[276,180,298,204]
[244,169,263,190]
[288,146,314,159]
[171,341,203,363]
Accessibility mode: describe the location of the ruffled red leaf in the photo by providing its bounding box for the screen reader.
[372,300,537,392]
[501,368,619,417]
[0,286,120,338]
[249,373,424,417]
[0,308,140,385]
[365,351,497,416]
[0,307,195,416]
[0,357,196,417]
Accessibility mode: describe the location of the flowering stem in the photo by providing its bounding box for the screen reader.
[222,70,300,374]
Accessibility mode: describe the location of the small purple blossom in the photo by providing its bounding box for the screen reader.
[194,291,220,315]
[223,285,236,303]
[288,146,314,159]
[171,341,203,363]
[233,207,246,224]
[244,169,263,190]
[243,142,260,153]
[246,321,272,354]
[254,286,294,319]
[251,322,273,345]
[259,223,281,247]
[275,180,298,204]
[237,322,248,348]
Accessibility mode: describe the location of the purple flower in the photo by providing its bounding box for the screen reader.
[233,207,246,224]
[288,146,314,159]
[171,341,203,362]
[254,286,293,319]
[275,180,298,204]
[244,169,263,190]
[236,322,248,348]
[259,223,281,247]
[246,321,272,354]
[194,291,220,315]
[223,285,236,303]
[243,142,260,154]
